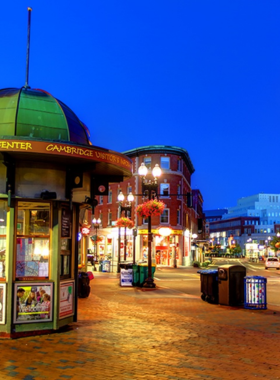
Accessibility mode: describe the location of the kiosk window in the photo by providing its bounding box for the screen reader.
[16,202,50,280]
[60,238,71,279]
[60,207,72,279]
[0,200,7,278]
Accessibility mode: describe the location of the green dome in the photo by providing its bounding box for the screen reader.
[0,87,91,145]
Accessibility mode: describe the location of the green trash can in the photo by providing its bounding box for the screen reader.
[138,264,156,286]
[132,264,140,286]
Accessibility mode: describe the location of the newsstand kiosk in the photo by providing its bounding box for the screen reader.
[0,87,132,337]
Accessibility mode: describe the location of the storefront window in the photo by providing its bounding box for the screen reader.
[16,202,50,280]
[0,200,7,278]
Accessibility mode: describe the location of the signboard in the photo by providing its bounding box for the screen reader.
[0,140,132,171]
[120,268,133,287]
[0,284,6,324]
[61,207,71,238]
[14,283,53,324]
[59,281,74,319]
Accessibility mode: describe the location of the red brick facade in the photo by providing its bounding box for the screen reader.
[92,146,203,268]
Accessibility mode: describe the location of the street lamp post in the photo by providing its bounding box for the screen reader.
[132,228,137,264]
[117,191,134,271]
[138,162,162,288]
[268,236,272,256]
[92,217,101,264]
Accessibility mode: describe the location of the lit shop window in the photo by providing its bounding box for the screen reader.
[16,202,50,280]
[0,200,7,278]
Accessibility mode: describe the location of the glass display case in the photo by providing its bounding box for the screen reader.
[16,202,50,280]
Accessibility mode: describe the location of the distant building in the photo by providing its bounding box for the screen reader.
[208,193,280,255]
[224,193,280,235]
[204,209,228,222]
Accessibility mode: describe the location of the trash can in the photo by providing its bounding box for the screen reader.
[120,262,133,287]
[218,265,246,306]
[78,272,90,298]
[244,276,267,310]
[138,263,156,286]
[102,260,111,272]
[132,264,140,286]
[98,261,103,272]
[199,269,219,304]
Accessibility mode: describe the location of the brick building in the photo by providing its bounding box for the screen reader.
[91,145,204,269]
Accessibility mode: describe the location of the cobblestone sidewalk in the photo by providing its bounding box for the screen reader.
[1,276,280,380]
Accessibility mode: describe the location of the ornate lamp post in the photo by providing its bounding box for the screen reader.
[138,162,162,288]
[92,217,101,262]
[117,191,134,271]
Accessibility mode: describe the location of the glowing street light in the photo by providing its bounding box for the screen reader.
[138,162,162,288]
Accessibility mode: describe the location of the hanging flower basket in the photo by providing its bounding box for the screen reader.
[136,200,165,218]
[91,235,103,243]
[116,217,134,229]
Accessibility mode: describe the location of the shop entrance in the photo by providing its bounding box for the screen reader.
[156,247,170,265]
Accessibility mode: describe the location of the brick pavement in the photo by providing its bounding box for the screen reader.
[1,274,280,380]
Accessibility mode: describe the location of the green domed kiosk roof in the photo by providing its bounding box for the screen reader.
[0,87,91,145]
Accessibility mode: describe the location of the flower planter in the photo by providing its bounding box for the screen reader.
[136,200,165,218]
[116,217,134,229]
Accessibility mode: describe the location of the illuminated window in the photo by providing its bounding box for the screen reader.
[16,202,50,280]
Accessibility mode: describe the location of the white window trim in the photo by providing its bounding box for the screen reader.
[160,183,170,198]
[160,157,170,170]
[108,189,112,204]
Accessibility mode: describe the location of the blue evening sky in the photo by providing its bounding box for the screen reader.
[2,1,280,210]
